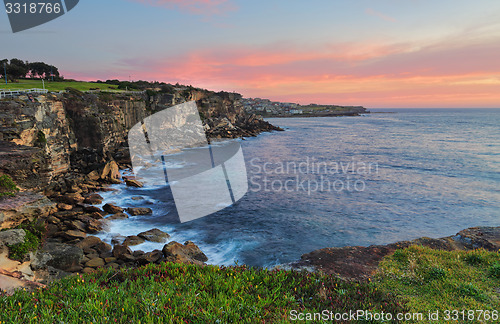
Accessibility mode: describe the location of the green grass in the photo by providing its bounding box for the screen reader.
[375,245,500,321]
[0,262,405,323]
[0,174,19,198]
[1,245,499,323]
[0,79,125,92]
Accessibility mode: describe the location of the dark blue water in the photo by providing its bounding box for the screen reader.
[97,109,500,268]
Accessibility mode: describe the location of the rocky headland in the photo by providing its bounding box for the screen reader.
[281,226,500,280]
[0,87,282,293]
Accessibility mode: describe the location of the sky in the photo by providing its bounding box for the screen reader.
[2,0,500,108]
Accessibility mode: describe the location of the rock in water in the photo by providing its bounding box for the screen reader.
[102,204,123,214]
[138,228,170,243]
[106,213,129,220]
[125,179,143,188]
[122,235,145,246]
[126,207,152,216]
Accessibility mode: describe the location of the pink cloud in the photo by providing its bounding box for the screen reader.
[65,37,500,108]
[129,0,236,15]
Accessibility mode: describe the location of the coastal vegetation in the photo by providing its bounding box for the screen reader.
[0,174,19,198]
[0,261,404,323]
[375,246,500,319]
[0,246,499,322]
[2,221,46,262]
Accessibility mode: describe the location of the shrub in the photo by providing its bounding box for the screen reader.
[5,220,45,261]
[425,267,446,281]
[457,283,486,301]
[464,252,484,265]
[35,130,47,146]
[0,174,19,197]
[7,230,40,261]
[488,262,500,279]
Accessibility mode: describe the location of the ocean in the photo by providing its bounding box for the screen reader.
[96,108,500,268]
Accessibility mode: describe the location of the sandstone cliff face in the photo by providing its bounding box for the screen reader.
[0,96,76,188]
[0,88,278,189]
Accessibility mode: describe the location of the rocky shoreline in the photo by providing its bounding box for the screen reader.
[0,90,284,294]
[281,226,500,280]
[0,162,204,293]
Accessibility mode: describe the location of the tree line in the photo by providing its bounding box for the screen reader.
[0,58,61,82]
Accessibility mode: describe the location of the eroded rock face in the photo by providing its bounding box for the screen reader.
[0,98,77,179]
[0,192,57,230]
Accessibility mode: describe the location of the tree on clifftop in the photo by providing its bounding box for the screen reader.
[0,58,61,81]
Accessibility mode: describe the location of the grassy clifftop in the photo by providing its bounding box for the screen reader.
[1,246,499,323]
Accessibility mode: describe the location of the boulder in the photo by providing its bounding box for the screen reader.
[111,235,126,245]
[112,244,134,261]
[67,220,86,232]
[84,194,103,205]
[80,204,103,213]
[57,203,73,211]
[0,192,57,230]
[87,170,100,181]
[101,161,121,181]
[162,241,208,264]
[123,235,145,246]
[137,250,163,265]
[30,251,53,271]
[126,207,152,216]
[106,213,128,220]
[0,229,26,246]
[76,236,103,250]
[47,216,60,225]
[61,230,86,241]
[61,193,85,205]
[104,257,117,263]
[103,204,123,214]
[85,218,105,233]
[125,179,143,188]
[43,243,83,272]
[95,242,112,254]
[86,258,105,268]
[138,228,170,243]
